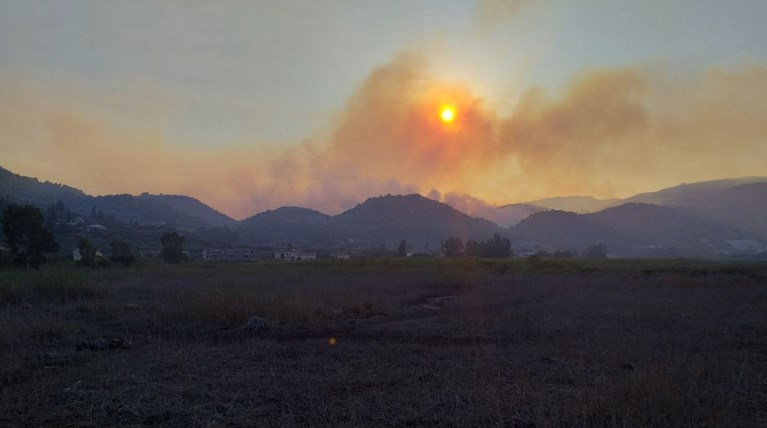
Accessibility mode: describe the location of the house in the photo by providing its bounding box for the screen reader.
[297,252,317,261]
[202,248,259,261]
[274,250,296,260]
[274,251,317,261]
[66,217,85,226]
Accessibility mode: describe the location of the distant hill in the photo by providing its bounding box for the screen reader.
[238,207,338,248]
[0,166,234,231]
[480,203,545,227]
[68,194,236,230]
[514,203,763,256]
[518,177,767,237]
[437,193,544,227]
[625,178,767,236]
[0,166,87,206]
[587,203,758,254]
[523,196,620,213]
[332,194,508,249]
[706,183,767,236]
[134,194,235,227]
[514,210,635,251]
[3,164,766,256]
[238,195,508,250]
[625,177,767,205]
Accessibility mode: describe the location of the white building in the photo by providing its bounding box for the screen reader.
[202,248,259,261]
[274,251,317,261]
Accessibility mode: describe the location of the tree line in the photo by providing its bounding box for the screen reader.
[1,204,187,269]
[441,234,512,258]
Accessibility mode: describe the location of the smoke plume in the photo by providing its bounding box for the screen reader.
[1,55,767,219]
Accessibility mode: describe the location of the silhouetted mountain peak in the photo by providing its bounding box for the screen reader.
[593,202,669,215]
[242,206,331,224]
[3,163,766,256]
[343,194,472,220]
[627,177,767,204]
[514,201,762,256]
[332,193,506,248]
[517,209,579,224]
[0,166,87,204]
[0,165,234,230]
[522,196,619,213]
[624,178,767,236]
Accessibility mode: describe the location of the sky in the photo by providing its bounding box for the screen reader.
[1,0,767,219]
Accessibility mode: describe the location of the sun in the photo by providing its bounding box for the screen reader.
[440,106,456,123]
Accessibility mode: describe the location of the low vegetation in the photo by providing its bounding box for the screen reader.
[1,258,765,426]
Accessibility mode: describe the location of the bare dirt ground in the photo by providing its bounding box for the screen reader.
[1,259,766,427]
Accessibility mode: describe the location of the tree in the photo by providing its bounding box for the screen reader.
[397,240,407,257]
[487,234,511,258]
[1,204,59,269]
[0,246,10,267]
[464,240,480,257]
[582,244,607,259]
[553,250,575,259]
[45,205,58,230]
[109,239,136,267]
[160,232,185,264]
[46,200,67,229]
[464,234,511,258]
[442,237,464,257]
[77,237,97,267]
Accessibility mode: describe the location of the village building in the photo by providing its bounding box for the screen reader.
[274,251,317,261]
[66,217,85,226]
[202,248,258,261]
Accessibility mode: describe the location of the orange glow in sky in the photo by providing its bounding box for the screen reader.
[440,106,456,123]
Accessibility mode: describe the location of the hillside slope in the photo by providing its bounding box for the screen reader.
[514,203,764,256]
[238,207,338,248]
[0,166,234,231]
[332,194,508,248]
[522,196,620,213]
[626,179,767,236]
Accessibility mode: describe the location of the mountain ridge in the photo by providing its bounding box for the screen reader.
[513,202,764,256]
[0,166,235,231]
[520,196,620,213]
[2,164,765,256]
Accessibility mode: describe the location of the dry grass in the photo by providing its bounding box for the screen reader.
[1,259,765,426]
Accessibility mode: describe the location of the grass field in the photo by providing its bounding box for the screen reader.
[1,258,765,426]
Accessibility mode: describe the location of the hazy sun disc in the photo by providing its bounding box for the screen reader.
[440,106,455,123]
